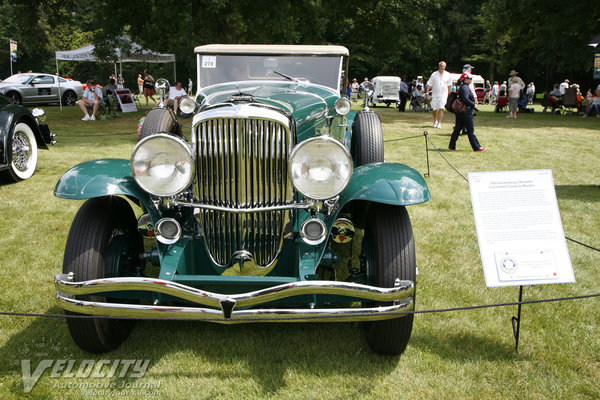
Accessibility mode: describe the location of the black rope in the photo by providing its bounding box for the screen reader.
[423,131,469,182]
[1,292,598,321]
[60,132,137,138]
[566,236,600,252]
[384,134,424,143]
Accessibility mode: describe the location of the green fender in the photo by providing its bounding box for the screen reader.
[338,162,430,208]
[54,158,158,219]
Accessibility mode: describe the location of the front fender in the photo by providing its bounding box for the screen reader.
[338,162,429,208]
[54,158,157,218]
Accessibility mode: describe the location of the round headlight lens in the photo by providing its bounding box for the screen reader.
[334,97,351,115]
[31,108,46,123]
[289,136,353,200]
[179,96,197,114]
[131,134,195,196]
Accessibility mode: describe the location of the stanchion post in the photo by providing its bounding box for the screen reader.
[424,131,430,177]
[511,285,524,352]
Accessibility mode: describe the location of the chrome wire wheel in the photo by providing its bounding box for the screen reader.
[5,122,38,181]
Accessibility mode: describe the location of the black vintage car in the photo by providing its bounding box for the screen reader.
[0,94,55,182]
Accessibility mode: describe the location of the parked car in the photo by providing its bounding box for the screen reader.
[0,73,83,106]
[0,94,55,182]
[370,76,401,107]
[54,45,430,355]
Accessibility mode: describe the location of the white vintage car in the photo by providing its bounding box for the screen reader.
[370,76,401,107]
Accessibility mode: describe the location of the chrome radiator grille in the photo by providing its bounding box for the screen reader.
[194,106,293,268]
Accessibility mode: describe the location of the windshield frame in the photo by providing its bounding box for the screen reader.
[194,46,349,94]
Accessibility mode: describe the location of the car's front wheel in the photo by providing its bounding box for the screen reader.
[63,196,143,353]
[363,204,416,355]
[351,111,384,165]
[6,91,21,105]
[1,122,38,182]
[63,90,77,106]
[139,107,180,140]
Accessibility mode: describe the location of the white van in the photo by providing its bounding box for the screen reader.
[449,72,484,88]
[370,76,401,107]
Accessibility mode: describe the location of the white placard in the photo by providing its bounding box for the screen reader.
[115,89,137,113]
[469,170,575,287]
[202,56,216,69]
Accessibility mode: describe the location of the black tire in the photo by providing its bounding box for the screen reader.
[351,111,384,166]
[63,90,77,106]
[139,107,180,140]
[6,91,21,105]
[0,122,38,182]
[63,196,143,353]
[363,204,416,356]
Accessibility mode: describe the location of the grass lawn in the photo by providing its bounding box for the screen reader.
[0,101,598,399]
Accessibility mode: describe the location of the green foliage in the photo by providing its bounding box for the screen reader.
[0,0,598,94]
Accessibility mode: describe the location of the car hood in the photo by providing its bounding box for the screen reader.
[196,81,339,127]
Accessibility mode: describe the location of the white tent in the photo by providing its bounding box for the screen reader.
[55,36,176,108]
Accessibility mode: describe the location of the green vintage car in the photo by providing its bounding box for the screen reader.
[54,45,429,355]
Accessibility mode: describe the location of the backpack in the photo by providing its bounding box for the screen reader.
[446,91,458,113]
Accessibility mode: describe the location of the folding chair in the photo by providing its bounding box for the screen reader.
[494,96,508,112]
[561,87,579,115]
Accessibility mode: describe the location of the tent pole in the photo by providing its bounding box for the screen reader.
[56,57,63,110]
[174,59,176,83]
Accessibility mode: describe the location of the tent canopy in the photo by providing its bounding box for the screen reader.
[55,35,175,63]
[588,33,600,47]
[54,35,176,109]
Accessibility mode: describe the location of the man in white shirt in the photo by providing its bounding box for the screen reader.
[166,81,188,114]
[559,79,570,95]
[426,61,452,128]
[78,79,103,121]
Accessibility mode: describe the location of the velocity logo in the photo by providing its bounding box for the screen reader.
[21,359,150,393]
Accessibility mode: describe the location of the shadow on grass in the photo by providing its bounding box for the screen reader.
[0,308,399,397]
[555,185,600,202]
[412,330,518,361]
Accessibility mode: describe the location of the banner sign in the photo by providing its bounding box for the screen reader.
[594,54,600,79]
[10,40,17,62]
[469,170,575,287]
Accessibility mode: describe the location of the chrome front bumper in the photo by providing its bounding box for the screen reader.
[54,273,414,323]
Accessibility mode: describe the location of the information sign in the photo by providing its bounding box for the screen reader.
[469,170,575,287]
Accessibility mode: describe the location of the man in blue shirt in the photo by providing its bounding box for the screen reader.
[398,78,409,112]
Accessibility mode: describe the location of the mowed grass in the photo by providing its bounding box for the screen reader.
[0,101,598,399]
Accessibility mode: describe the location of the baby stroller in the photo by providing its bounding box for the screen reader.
[410,96,426,112]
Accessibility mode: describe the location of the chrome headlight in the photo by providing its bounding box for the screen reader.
[155,78,170,97]
[179,96,197,114]
[31,108,46,123]
[289,136,353,200]
[130,134,195,196]
[334,97,351,115]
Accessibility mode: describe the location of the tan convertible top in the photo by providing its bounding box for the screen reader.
[194,44,349,56]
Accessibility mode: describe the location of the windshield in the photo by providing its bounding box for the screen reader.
[198,55,343,91]
[3,74,34,84]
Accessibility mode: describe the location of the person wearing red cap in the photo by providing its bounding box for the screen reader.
[448,73,486,152]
